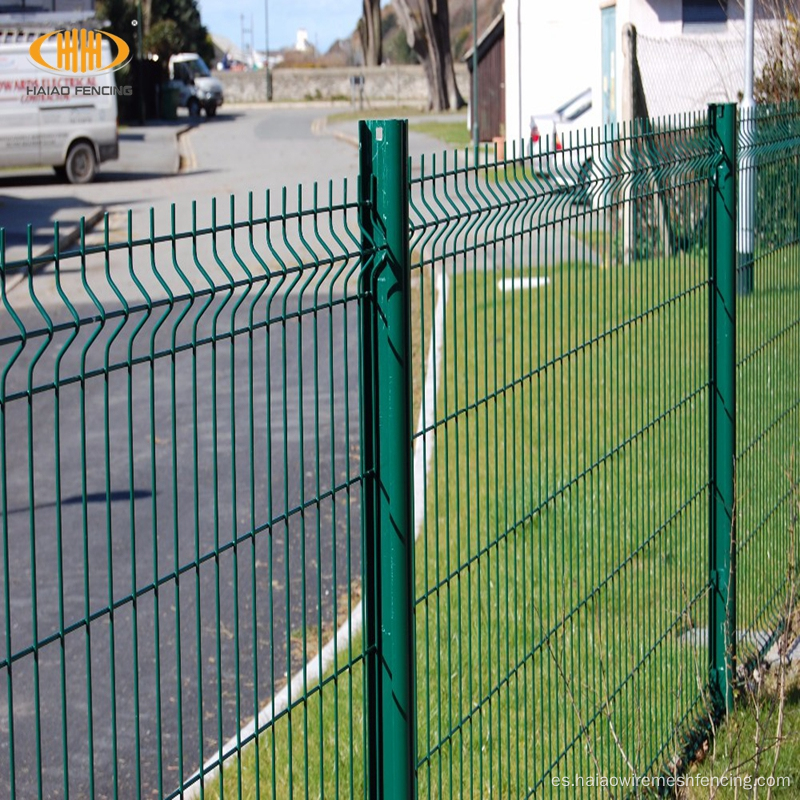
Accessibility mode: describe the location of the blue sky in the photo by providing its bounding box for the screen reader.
[198,0,369,55]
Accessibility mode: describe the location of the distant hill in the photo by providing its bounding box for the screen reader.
[449,0,504,60]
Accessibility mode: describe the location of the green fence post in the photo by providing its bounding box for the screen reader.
[709,102,737,714]
[359,119,415,799]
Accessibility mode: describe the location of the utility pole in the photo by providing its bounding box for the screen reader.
[738,0,755,294]
[264,0,272,101]
[241,14,254,66]
[136,0,145,124]
[472,0,479,163]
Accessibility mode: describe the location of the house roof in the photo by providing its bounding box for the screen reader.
[462,11,503,66]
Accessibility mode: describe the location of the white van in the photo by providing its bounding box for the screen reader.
[168,53,223,117]
[0,38,119,183]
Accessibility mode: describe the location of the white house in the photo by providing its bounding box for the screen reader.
[296,28,313,53]
[504,0,602,145]
[505,0,780,146]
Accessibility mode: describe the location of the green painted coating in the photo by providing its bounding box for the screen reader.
[709,102,737,714]
[0,101,798,799]
[359,119,416,800]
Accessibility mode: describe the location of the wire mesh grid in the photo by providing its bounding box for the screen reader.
[0,102,798,800]
[0,186,372,799]
[735,103,800,668]
[408,113,721,797]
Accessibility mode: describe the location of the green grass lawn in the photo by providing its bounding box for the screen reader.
[414,256,713,797]
[573,227,611,258]
[409,120,472,149]
[207,638,368,799]
[327,105,427,124]
[325,112,472,151]
[682,658,800,798]
[208,240,799,798]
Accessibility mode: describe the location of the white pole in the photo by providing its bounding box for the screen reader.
[738,0,755,294]
[743,0,755,107]
[264,0,272,100]
[472,0,479,161]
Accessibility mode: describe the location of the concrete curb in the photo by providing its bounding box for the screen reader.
[310,115,358,149]
[5,205,105,295]
[332,129,359,148]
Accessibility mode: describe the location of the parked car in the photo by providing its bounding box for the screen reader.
[0,39,119,183]
[168,53,224,117]
[529,89,595,202]
[530,88,591,152]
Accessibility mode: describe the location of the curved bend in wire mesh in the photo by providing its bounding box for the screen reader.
[0,103,798,800]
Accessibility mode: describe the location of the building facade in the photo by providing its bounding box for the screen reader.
[504,0,779,146]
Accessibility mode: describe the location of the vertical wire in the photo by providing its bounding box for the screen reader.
[51,224,71,800]
[25,226,45,800]
[0,228,19,800]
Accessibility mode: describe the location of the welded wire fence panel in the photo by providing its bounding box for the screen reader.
[736,104,800,666]
[409,115,718,797]
[0,187,370,799]
[1,102,799,800]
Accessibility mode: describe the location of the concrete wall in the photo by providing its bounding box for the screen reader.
[217,64,471,105]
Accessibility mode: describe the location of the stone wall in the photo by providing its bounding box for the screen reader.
[217,64,470,105]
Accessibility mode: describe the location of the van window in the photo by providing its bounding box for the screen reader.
[181,59,210,79]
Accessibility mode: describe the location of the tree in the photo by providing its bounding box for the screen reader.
[97,0,212,65]
[150,0,213,64]
[96,0,136,52]
[755,6,800,103]
[383,8,417,65]
[144,19,184,64]
[359,0,382,66]
[394,0,464,111]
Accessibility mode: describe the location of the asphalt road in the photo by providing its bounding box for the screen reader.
[0,106,378,799]
[0,106,364,264]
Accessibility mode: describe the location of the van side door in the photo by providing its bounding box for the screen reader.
[0,53,41,168]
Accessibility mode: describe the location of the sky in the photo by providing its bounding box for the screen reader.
[198,0,370,56]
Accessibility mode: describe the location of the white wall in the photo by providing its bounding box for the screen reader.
[504,0,602,148]
[619,0,777,118]
[627,0,752,37]
[507,0,781,143]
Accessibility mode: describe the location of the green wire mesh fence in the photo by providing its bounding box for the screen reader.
[0,187,372,799]
[411,109,719,798]
[736,103,800,671]
[0,102,797,799]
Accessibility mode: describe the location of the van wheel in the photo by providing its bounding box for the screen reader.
[65,142,96,184]
[206,104,217,118]
[188,98,201,117]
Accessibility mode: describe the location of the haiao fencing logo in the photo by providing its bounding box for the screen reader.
[29,29,131,75]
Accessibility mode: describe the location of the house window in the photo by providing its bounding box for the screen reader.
[683,0,728,25]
